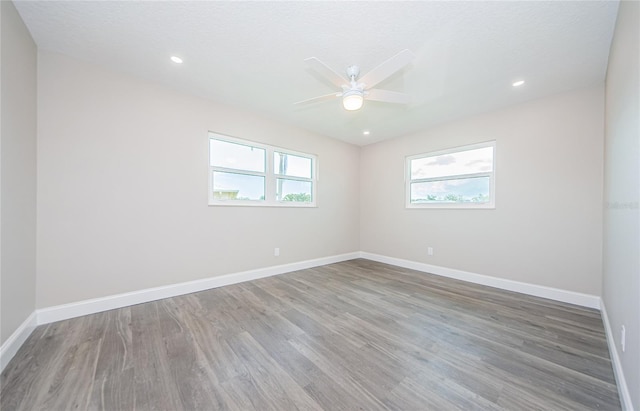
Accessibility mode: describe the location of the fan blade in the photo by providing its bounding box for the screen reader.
[294,92,341,105]
[359,49,415,89]
[304,57,347,88]
[366,89,411,104]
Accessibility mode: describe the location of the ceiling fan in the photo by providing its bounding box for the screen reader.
[295,49,415,111]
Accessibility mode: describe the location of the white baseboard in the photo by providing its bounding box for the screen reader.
[36,252,360,325]
[36,251,602,326]
[600,301,634,411]
[359,252,601,309]
[4,251,624,409]
[0,311,37,373]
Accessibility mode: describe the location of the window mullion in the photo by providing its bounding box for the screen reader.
[265,148,275,203]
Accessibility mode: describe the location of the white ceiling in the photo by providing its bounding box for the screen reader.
[14,1,619,146]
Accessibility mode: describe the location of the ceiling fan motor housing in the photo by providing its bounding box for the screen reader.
[346,65,360,80]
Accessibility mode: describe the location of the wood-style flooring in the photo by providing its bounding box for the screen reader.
[0,259,621,410]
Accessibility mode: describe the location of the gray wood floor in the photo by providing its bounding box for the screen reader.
[1,259,621,410]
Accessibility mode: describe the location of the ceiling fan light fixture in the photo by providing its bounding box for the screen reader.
[343,90,364,111]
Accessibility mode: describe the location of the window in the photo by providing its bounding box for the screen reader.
[406,141,495,208]
[209,133,317,206]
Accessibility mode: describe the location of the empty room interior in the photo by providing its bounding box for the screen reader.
[1,1,639,410]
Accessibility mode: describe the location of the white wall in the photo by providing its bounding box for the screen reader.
[0,1,38,346]
[603,1,640,409]
[36,51,360,308]
[360,87,604,296]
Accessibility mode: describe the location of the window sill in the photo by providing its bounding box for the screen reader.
[406,203,495,210]
[208,201,317,208]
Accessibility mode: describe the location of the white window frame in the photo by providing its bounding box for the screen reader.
[208,133,317,207]
[405,141,496,209]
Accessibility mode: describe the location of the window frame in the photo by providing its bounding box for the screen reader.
[208,133,317,207]
[405,141,496,209]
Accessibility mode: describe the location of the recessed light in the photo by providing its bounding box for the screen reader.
[363,130,370,136]
[170,56,183,64]
[512,80,525,87]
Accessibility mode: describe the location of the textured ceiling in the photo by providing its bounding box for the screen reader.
[14,1,619,146]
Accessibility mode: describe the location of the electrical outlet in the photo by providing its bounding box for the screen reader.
[621,325,626,352]
[427,247,434,256]
[274,248,280,257]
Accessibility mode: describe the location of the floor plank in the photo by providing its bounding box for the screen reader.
[0,259,621,410]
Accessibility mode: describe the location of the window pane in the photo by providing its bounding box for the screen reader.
[274,152,312,178]
[411,176,490,204]
[276,178,312,202]
[213,171,264,201]
[411,146,493,179]
[210,139,265,172]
